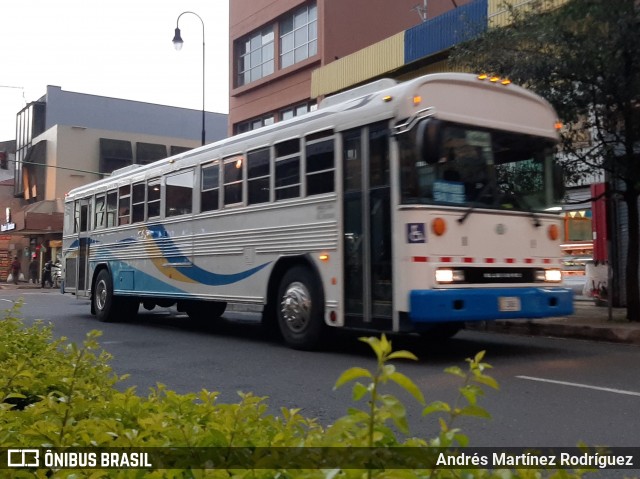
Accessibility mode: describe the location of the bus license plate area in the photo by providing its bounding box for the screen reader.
[498,296,521,312]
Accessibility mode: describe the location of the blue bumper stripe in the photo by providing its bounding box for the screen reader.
[409,287,574,323]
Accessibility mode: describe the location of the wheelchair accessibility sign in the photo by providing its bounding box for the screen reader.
[407,223,426,243]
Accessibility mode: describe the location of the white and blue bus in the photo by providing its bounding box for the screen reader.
[62,72,573,349]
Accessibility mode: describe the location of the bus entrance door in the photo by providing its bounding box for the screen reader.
[75,198,91,298]
[342,123,393,330]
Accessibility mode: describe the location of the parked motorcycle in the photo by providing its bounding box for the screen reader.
[42,262,62,288]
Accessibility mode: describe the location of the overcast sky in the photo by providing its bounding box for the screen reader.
[0,0,229,141]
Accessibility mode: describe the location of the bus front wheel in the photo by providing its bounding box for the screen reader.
[277,265,324,350]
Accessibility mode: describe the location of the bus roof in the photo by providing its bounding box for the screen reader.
[65,72,559,200]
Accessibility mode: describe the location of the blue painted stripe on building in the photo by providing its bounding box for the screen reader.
[404,0,488,64]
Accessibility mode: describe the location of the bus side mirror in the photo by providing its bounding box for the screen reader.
[416,119,441,165]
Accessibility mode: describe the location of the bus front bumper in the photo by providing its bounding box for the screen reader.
[409,287,574,323]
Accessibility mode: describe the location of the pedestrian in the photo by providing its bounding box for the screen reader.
[42,259,53,288]
[29,256,39,284]
[9,256,21,285]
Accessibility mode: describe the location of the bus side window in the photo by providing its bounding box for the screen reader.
[201,162,220,212]
[306,137,335,196]
[147,179,161,219]
[118,185,130,225]
[305,131,336,196]
[274,139,300,200]
[131,182,145,223]
[247,148,270,205]
[223,156,244,207]
[166,169,194,217]
[94,194,106,229]
[106,190,117,228]
[74,200,81,233]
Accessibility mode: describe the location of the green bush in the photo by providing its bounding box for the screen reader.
[0,303,588,478]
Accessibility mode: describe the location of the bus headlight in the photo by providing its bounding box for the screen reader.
[535,269,563,283]
[435,268,465,283]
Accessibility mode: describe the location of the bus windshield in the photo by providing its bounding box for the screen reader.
[399,119,564,212]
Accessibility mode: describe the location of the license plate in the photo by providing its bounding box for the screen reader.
[499,296,521,312]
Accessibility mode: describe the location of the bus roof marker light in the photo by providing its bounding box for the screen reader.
[490,76,500,83]
[477,74,488,80]
[383,95,393,102]
[319,253,330,262]
[554,121,563,130]
[413,95,422,106]
[501,79,511,85]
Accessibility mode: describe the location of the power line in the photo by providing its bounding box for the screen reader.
[6,156,109,176]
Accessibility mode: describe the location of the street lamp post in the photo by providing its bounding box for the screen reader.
[172,11,206,146]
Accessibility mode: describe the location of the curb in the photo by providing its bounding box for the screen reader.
[466,319,640,345]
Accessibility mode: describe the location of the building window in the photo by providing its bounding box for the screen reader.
[235,115,275,135]
[99,138,133,175]
[136,143,167,165]
[280,3,317,69]
[281,102,315,122]
[236,27,274,87]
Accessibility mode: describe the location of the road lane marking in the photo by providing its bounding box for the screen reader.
[517,375,640,397]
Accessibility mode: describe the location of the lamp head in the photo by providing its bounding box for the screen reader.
[172,28,184,50]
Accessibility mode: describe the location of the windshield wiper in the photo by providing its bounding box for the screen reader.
[458,187,542,228]
[457,182,493,224]
[515,194,542,228]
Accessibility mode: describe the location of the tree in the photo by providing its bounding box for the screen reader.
[451,0,640,320]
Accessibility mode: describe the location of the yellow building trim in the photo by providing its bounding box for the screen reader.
[311,33,404,98]
[489,0,569,28]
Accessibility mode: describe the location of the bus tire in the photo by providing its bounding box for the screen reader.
[119,297,139,320]
[277,265,324,350]
[93,269,120,323]
[419,322,463,341]
[185,300,227,322]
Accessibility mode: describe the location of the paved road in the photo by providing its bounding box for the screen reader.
[2,290,640,461]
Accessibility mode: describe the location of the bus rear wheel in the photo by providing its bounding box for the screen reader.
[277,265,324,350]
[93,270,120,323]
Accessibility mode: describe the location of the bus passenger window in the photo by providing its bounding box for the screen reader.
[223,156,243,206]
[166,169,194,217]
[147,180,161,219]
[131,182,145,223]
[306,137,334,196]
[247,148,270,204]
[201,163,219,212]
[118,185,130,225]
[106,190,117,227]
[275,139,300,200]
[94,194,106,229]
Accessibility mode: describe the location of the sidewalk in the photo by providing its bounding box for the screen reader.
[2,282,640,345]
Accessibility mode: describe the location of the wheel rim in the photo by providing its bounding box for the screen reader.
[280,281,311,333]
[95,279,108,311]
